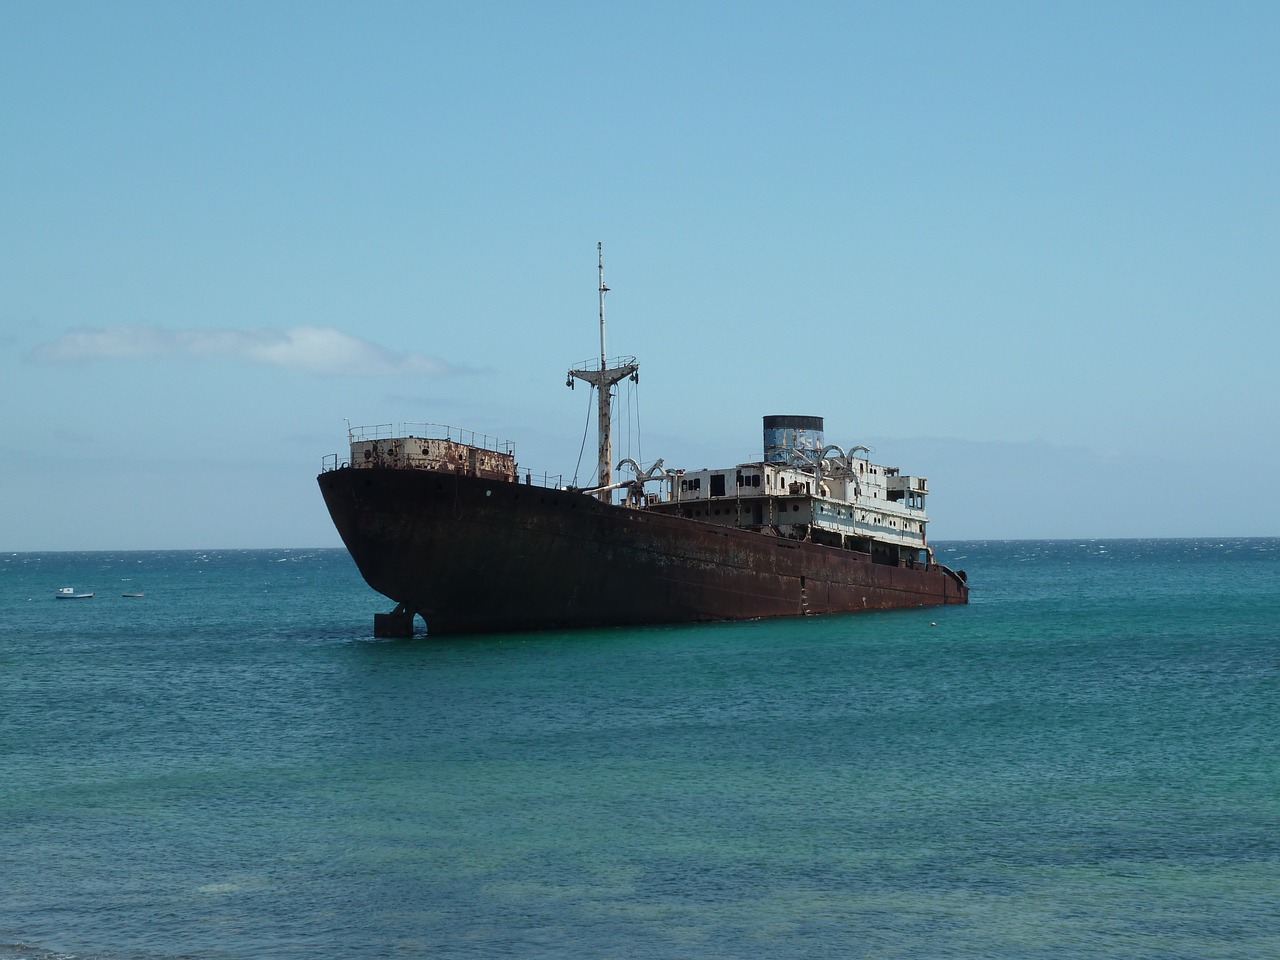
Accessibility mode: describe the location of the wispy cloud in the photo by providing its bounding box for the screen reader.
[31,324,454,376]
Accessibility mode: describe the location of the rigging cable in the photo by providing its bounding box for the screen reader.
[623,380,632,464]
[634,376,643,470]
[572,384,594,487]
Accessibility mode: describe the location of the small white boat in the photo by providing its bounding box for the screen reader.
[55,587,94,599]
[122,591,144,598]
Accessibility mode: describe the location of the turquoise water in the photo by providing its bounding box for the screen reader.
[2,540,1278,958]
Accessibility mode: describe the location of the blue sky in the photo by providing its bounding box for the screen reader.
[3,1,1277,549]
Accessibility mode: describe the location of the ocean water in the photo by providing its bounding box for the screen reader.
[2,539,1278,959]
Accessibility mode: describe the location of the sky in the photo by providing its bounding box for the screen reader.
[3,1,1278,550]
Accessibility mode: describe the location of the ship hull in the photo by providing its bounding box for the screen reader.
[319,467,968,635]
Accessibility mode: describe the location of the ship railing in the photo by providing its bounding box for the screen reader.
[568,354,638,374]
[320,452,570,489]
[347,422,515,456]
[518,471,568,490]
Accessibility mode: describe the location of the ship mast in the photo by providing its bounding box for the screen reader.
[568,242,638,502]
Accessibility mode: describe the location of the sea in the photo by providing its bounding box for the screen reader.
[2,539,1278,959]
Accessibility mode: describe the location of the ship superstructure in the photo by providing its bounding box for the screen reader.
[647,414,935,569]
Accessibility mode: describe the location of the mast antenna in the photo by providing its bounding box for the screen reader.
[598,241,608,369]
[567,242,639,502]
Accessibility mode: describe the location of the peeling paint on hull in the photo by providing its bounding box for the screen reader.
[319,467,968,636]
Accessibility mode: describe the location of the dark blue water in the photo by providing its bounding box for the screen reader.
[2,541,1278,958]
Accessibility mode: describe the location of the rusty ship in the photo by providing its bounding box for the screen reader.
[318,247,968,636]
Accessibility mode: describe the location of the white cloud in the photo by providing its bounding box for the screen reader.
[31,324,452,376]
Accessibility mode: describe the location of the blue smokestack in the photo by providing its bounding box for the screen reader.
[763,415,825,463]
